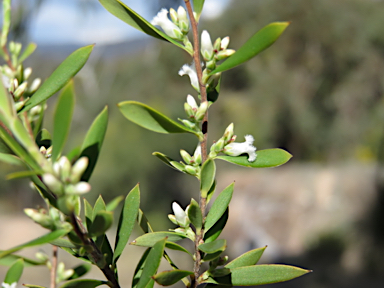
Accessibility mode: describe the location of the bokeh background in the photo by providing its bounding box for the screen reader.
[1,0,384,287]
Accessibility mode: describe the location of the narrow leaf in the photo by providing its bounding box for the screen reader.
[21,45,94,112]
[35,129,51,148]
[213,265,311,286]
[193,0,205,20]
[131,232,186,247]
[84,198,93,229]
[0,229,69,259]
[165,242,192,256]
[106,195,124,212]
[92,195,106,220]
[132,248,151,288]
[202,250,223,262]
[113,184,140,263]
[59,279,107,288]
[79,106,108,182]
[98,0,189,54]
[152,152,178,170]
[118,101,196,135]
[209,22,290,75]
[0,153,23,166]
[200,159,216,198]
[4,258,24,284]
[137,209,154,234]
[49,239,77,249]
[0,254,45,267]
[204,209,228,243]
[205,183,234,232]
[217,149,292,168]
[23,285,46,288]
[225,246,267,269]
[19,42,37,63]
[136,238,166,288]
[51,81,75,161]
[153,270,194,286]
[198,239,226,254]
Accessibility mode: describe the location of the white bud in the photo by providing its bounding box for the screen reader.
[24,67,32,80]
[177,6,189,33]
[201,30,214,61]
[70,157,88,183]
[29,78,41,93]
[172,202,189,227]
[221,37,230,50]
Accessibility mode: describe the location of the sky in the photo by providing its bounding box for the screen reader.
[29,0,231,46]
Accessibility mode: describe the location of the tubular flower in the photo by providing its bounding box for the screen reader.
[201,30,214,61]
[179,63,199,92]
[151,8,183,40]
[224,135,257,162]
[172,202,189,227]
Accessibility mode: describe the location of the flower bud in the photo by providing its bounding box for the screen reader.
[193,144,202,165]
[223,123,234,143]
[168,214,178,225]
[13,81,28,100]
[179,63,199,92]
[201,30,214,61]
[179,119,196,130]
[43,173,63,195]
[66,182,91,195]
[213,37,221,51]
[58,156,71,182]
[172,202,189,227]
[184,102,195,119]
[195,101,208,121]
[215,49,236,61]
[221,37,230,50]
[24,67,32,80]
[24,208,54,229]
[185,165,198,176]
[29,78,41,93]
[180,149,193,164]
[169,8,178,24]
[151,8,183,40]
[70,156,89,183]
[177,6,189,33]
[214,138,225,152]
[186,94,198,110]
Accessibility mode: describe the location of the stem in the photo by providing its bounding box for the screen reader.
[70,213,120,288]
[184,1,209,287]
[50,246,58,288]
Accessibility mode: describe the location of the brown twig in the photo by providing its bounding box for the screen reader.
[50,245,58,288]
[184,1,209,287]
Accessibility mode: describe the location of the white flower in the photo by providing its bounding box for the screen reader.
[221,36,230,50]
[151,8,183,40]
[179,63,199,92]
[224,135,257,162]
[201,30,214,61]
[186,94,198,110]
[172,202,189,227]
[2,282,17,288]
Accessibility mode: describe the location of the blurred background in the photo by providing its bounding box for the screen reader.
[1,0,384,287]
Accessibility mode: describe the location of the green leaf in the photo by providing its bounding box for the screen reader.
[59,279,107,288]
[209,22,290,75]
[79,106,108,182]
[212,264,311,286]
[137,209,154,234]
[20,45,94,112]
[132,248,151,288]
[19,42,37,63]
[204,209,228,243]
[0,254,46,267]
[217,149,292,168]
[187,198,202,232]
[113,184,140,263]
[206,180,216,204]
[51,81,75,161]
[98,0,190,54]
[225,246,267,269]
[88,211,113,237]
[6,170,42,180]
[68,264,92,280]
[152,152,178,170]
[92,195,106,221]
[165,242,192,256]
[193,0,205,20]
[207,74,221,102]
[84,198,93,230]
[4,258,24,284]
[0,153,23,166]
[23,285,47,288]
[203,250,224,262]
[0,229,69,259]
[131,232,186,247]
[118,101,196,135]
[200,159,216,198]
[0,75,14,122]
[35,129,51,148]
[106,195,124,212]
[136,238,166,288]
[153,269,194,286]
[205,183,234,232]
[49,238,77,249]
[199,239,226,254]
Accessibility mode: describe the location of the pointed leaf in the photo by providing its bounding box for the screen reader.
[0,153,23,166]
[209,22,290,75]
[205,183,234,232]
[92,195,106,220]
[200,159,216,198]
[88,211,113,237]
[204,209,228,243]
[4,258,24,285]
[23,285,46,288]
[152,152,178,170]
[165,242,192,256]
[225,246,267,269]
[106,195,124,212]
[84,198,93,229]
[153,270,194,286]
[19,42,37,63]
[79,106,108,182]
[0,229,69,259]
[199,239,226,254]
[51,81,75,161]
[187,198,202,231]
[203,250,224,262]
[136,238,166,288]
[67,264,92,280]
[98,0,190,54]
[213,265,311,286]
[59,279,107,288]
[131,232,186,247]
[137,209,154,234]
[193,0,205,20]
[132,248,151,288]
[21,45,94,112]
[217,149,292,168]
[49,238,77,249]
[113,184,140,263]
[118,101,196,135]
[6,170,42,180]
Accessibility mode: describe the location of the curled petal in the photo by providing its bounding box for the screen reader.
[151,8,183,40]
[179,63,199,92]
[224,134,257,162]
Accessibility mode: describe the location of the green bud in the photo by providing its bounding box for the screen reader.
[185,165,198,176]
[195,101,209,121]
[209,151,217,158]
[206,59,216,71]
[13,81,28,100]
[193,144,202,165]
[43,173,63,195]
[214,138,225,152]
[213,37,221,51]
[168,214,178,225]
[70,156,88,183]
[215,49,236,61]
[180,149,193,164]
[177,6,189,33]
[223,123,234,143]
[65,182,91,195]
[58,156,71,182]
[179,119,196,130]
[24,208,54,229]
[184,102,195,119]
[170,161,186,172]
[169,8,178,24]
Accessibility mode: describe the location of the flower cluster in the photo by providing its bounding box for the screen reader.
[151,7,189,41]
[24,206,71,231]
